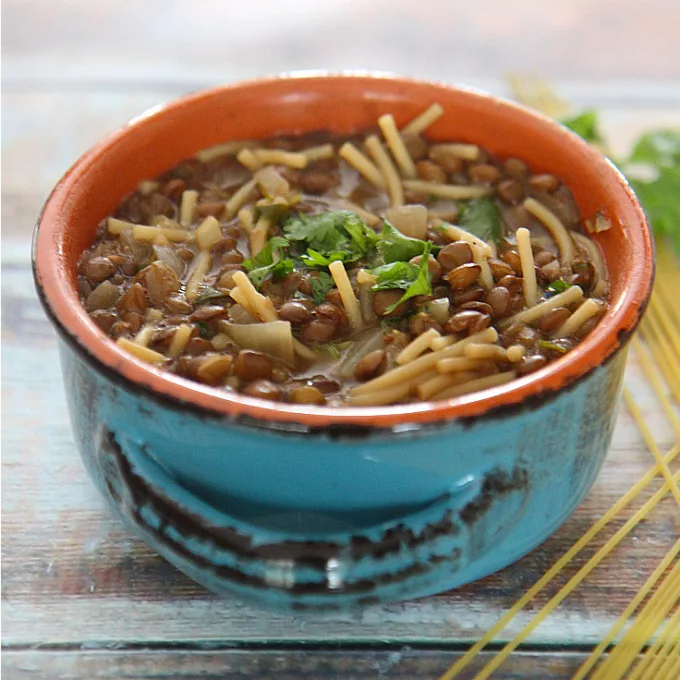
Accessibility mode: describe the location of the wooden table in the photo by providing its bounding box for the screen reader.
[3,2,680,677]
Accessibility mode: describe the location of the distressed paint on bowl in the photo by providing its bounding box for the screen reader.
[33,74,653,609]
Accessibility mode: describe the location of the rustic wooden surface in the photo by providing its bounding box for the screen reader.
[2,1,680,678]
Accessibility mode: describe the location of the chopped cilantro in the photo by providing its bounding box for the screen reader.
[539,339,569,354]
[300,248,346,268]
[545,279,571,297]
[560,110,604,144]
[625,130,680,254]
[284,210,378,266]
[317,343,342,360]
[560,107,680,254]
[243,236,293,288]
[371,243,434,313]
[458,198,502,245]
[377,221,429,263]
[194,286,227,305]
[310,271,334,305]
[195,321,214,339]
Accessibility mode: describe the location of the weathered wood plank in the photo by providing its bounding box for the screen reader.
[1,648,607,680]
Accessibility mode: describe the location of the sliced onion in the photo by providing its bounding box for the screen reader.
[220,320,294,364]
[358,282,376,325]
[332,329,384,380]
[419,297,450,325]
[385,204,428,239]
[120,229,153,266]
[227,304,257,324]
[428,200,459,222]
[153,244,185,277]
[336,162,360,198]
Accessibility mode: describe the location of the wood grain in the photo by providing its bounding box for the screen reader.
[1,649,611,680]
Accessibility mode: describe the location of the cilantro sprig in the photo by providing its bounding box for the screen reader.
[458,198,502,245]
[284,210,379,267]
[242,236,294,288]
[370,242,434,313]
[562,111,680,254]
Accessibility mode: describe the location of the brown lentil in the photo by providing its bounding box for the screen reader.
[354,349,387,382]
[437,241,473,270]
[234,350,274,382]
[446,263,482,289]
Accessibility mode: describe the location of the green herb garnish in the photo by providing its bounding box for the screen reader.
[561,110,604,145]
[310,271,334,305]
[194,286,227,305]
[458,198,502,245]
[284,211,378,266]
[371,242,433,313]
[243,236,294,288]
[561,109,680,254]
[545,279,571,297]
[195,321,214,339]
[539,339,569,354]
[377,220,430,263]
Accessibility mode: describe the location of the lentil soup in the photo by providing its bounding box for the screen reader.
[77,104,609,407]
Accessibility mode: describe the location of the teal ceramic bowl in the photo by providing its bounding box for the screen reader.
[33,74,654,609]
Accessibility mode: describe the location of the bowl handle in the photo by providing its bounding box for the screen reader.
[95,426,531,602]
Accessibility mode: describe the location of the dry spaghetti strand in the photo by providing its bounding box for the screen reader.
[630,604,680,680]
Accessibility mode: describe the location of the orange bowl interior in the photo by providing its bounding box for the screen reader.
[34,74,654,428]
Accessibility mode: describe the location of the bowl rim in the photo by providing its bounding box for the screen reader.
[33,72,654,430]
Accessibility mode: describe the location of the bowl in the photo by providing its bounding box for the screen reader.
[33,73,653,610]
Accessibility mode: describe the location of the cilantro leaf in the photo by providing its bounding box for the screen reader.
[195,321,215,339]
[371,261,420,291]
[284,211,377,265]
[545,279,571,297]
[539,339,569,355]
[285,212,348,252]
[629,168,680,254]
[561,110,604,144]
[310,271,334,305]
[377,221,429,263]
[458,198,502,245]
[371,243,433,313]
[243,236,292,288]
[629,130,680,167]
[194,286,227,305]
[300,248,347,268]
[243,236,289,271]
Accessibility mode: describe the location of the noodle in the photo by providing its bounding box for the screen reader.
[252,148,308,169]
[185,250,212,301]
[179,189,199,227]
[500,285,583,327]
[225,179,257,219]
[401,103,444,135]
[403,180,491,200]
[365,135,404,207]
[168,324,193,357]
[553,298,601,338]
[523,197,575,266]
[328,260,363,330]
[116,338,166,366]
[338,142,386,188]
[378,113,417,178]
[432,371,515,400]
[442,224,494,257]
[396,328,441,365]
[516,227,537,306]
